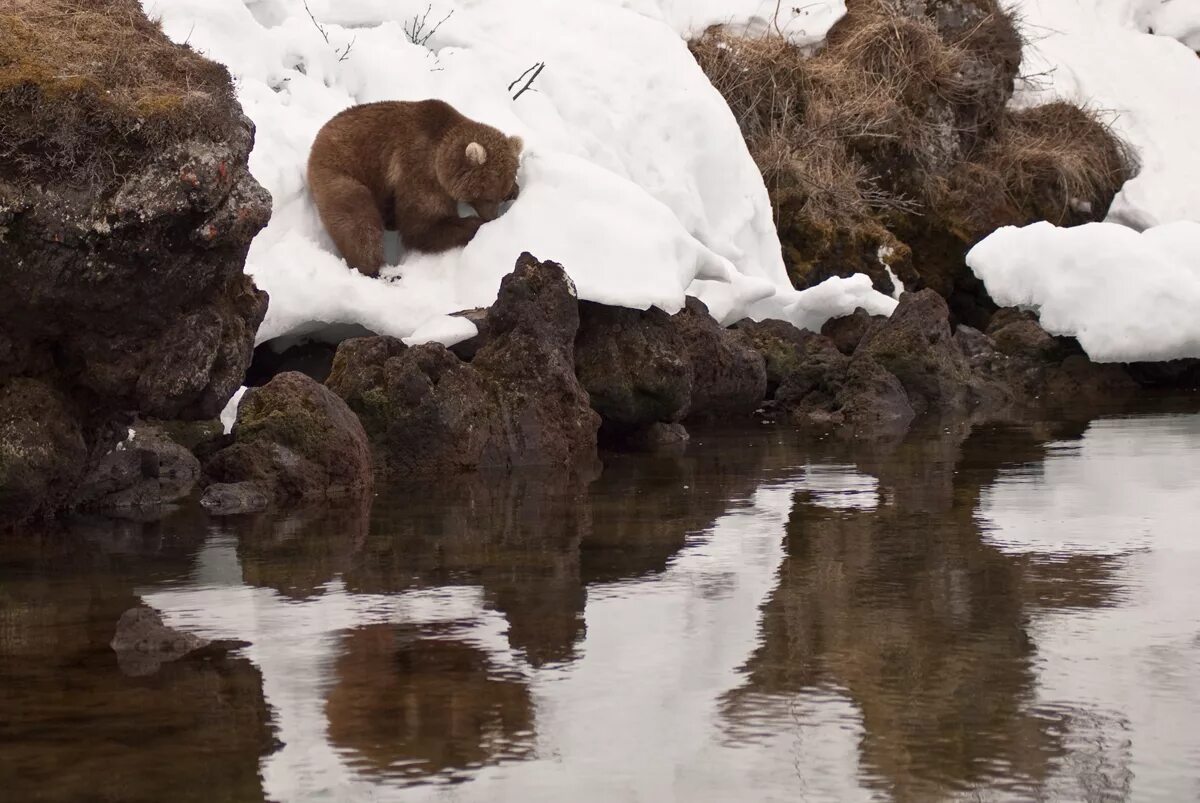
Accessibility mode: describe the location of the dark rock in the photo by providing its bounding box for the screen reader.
[574,302,692,427]
[327,255,600,476]
[73,423,202,512]
[821,308,879,356]
[774,335,915,433]
[855,289,983,414]
[0,379,87,526]
[200,482,270,516]
[206,372,373,501]
[448,308,492,361]
[986,307,1062,360]
[111,605,249,677]
[329,340,498,476]
[433,254,600,469]
[623,422,691,452]
[245,340,338,387]
[735,318,817,396]
[675,297,767,421]
[0,2,269,523]
[111,606,208,677]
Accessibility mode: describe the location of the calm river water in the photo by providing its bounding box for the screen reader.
[3,402,1200,801]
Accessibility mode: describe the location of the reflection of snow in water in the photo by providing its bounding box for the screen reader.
[979,414,1200,801]
[143,467,878,802]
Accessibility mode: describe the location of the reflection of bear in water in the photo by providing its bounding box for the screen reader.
[307,99,522,276]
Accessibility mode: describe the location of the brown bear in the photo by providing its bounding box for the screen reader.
[307,99,523,276]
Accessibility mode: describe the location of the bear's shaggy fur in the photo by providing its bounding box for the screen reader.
[307,99,522,276]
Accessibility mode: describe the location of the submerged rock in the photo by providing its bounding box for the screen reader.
[111,606,248,677]
[73,423,202,512]
[206,372,373,501]
[328,254,600,476]
[200,482,270,516]
[0,0,269,525]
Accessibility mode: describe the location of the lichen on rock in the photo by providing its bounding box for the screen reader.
[0,0,270,526]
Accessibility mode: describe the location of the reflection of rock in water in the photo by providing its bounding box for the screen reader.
[325,624,534,784]
[0,524,274,803]
[347,469,592,667]
[723,421,1130,800]
[231,494,371,600]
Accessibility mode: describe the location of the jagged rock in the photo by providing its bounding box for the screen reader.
[574,302,692,428]
[72,423,201,512]
[855,289,991,414]
[675,298,768,421]
[735,318,817,396]
[448,308,492,361]
[200,482,270,516]
[111,606,207,677]
[111,606,248,677]
[0,379,87,525]
[206,372,373,501]
[327,254,600,476]
[329,340,498,475]
[981,308,1137,401]
[821,307,880,356]
[0,1,269,524]
[773,334,915,432]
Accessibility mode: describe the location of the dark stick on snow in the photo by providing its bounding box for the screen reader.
[510,61,545,101]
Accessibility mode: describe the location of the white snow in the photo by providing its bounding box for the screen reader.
[142,0,891,349]
[614,0,847,48]
[220,386,248,434]
[967,220,1200,362]
[1011,0,1200,229]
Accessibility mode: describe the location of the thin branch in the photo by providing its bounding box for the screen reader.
[303,0,330,44]
[510,61,545,101]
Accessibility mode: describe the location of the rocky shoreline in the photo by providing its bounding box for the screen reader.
[1,0,1196,530]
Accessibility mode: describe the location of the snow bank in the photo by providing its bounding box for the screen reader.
[616,0,847,48]
[967,220,1200,362]
[143,0,891,348]
[1011,0,1200,228]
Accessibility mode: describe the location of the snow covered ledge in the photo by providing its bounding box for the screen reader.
[966,220,1200,363]
[146,0,893,352]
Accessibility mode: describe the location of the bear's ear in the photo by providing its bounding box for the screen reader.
[508,136,524,157]
[465,142,488,165]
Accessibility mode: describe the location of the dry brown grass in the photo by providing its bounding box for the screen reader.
[937,101,1138,239]
[0,0,238,186]
[692,0,1134,297]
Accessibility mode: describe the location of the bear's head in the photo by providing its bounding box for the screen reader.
[435,122,522,220]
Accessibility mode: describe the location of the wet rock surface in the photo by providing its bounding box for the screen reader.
[72,423,202,513]
[205,372,373,502]
[754,292,1141,435]
[674,298,768,422]
[0,379,87,525]
[0,0,268,526]
[574,302,692,429]
[200,481,270,516]
[327,254,600,477]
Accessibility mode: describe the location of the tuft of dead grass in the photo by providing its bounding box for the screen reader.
[937,102,1138,240]
[692,0,1135,300]
[0,0,239,187]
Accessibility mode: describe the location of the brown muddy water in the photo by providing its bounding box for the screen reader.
[3,403,1200,802]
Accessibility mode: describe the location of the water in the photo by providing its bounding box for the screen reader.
[3,406,1200,802]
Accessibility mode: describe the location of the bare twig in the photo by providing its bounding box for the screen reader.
[303,0,330,44]
[405,4,454,48]
[337,35,355,62]
[510,61,545,100]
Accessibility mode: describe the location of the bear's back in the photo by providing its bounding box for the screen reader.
[308,100,464,193]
